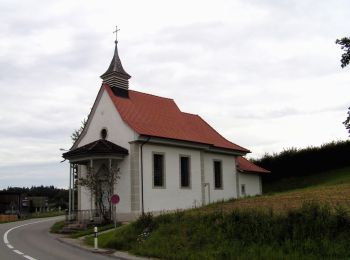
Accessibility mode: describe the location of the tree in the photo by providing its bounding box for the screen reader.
[336,37,350,68]
[71,118,87,143]
[344,107,350,136]
[77,162,120,222]
[336,38,350,135]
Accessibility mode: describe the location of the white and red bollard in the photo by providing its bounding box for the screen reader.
[94,226,98,250]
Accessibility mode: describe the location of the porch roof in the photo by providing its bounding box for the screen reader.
[62,139,128,161]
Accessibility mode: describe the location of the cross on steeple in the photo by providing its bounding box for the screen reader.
[113,26,120,42]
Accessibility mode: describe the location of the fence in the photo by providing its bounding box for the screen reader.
[0,214,18,222]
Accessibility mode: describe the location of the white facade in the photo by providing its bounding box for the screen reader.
[75,88,137,215]
[237,172,262,198]
[72,87,263,221]
[142,144,202,212]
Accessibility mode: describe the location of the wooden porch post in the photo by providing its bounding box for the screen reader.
[68,163,72,220]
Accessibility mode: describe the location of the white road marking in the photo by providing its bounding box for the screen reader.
[3,217,60,260]
[13,249,24,255]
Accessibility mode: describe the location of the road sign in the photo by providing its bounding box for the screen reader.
[111,194,120,204]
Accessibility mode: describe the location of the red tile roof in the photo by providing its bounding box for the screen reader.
[237,156,270,174]
[105,85,249,153]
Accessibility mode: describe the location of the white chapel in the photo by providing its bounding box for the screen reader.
[62,34,269,222]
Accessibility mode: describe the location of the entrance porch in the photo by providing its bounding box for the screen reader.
[62,139,129,224]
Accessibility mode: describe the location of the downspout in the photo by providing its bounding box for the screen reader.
[140,136,151,215]
[235,158,240,199]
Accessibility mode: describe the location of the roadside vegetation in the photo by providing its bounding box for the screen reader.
[50,220,66,233]
[85,203,350,259]
[50,220,117,239]
[84,163,350,259]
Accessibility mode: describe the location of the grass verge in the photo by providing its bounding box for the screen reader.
[50,220,65,233]
[50,220,118,239]
[69,223,116,238]
[85,203,350,259]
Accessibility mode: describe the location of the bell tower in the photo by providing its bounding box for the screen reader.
[100,26,131,98]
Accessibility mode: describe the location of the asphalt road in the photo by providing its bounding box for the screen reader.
[0,216,114,260]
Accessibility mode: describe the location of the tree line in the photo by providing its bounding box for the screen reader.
[0,185,68,209]
[253,140,350,182]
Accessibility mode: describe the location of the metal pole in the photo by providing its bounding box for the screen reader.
[68,163,72,221]
[114,204,117,229]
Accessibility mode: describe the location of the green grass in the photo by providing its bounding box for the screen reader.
[83,167,350,259]
[263,166,350,193]
[69,223,116,238]
[85,203,350,259]
[50,220,65,233]
[50,220,118,239]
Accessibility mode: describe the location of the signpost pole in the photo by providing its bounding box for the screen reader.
[114,204,117,229]
[111,194,120,229]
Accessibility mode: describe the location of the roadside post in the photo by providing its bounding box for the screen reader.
[94,226,98,250]
[111,194,120,229]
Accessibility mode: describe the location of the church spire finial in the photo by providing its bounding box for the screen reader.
[100,26,131,97]
[113,26,120,43]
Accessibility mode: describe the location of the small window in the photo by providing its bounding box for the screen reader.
[214,160,222,189]
[180,156,190,188]
[100,128,108,139]
[153,154,164,187]
[241,184,246,196]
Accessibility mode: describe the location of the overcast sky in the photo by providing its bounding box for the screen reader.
[0,0,349,189]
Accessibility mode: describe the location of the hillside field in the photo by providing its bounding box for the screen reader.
[204,166,350,214]
[85,166,350,259]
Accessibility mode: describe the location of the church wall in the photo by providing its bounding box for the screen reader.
[142,144,203,212]
[77,89,138,149]
[78,159,131,214]
[203,153,238,203]
[115,157,131,213]
[76,89,137,214]
[238,173,262,197]
[78,165,93,211]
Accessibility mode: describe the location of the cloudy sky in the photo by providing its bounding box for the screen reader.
[0,0,349,189]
